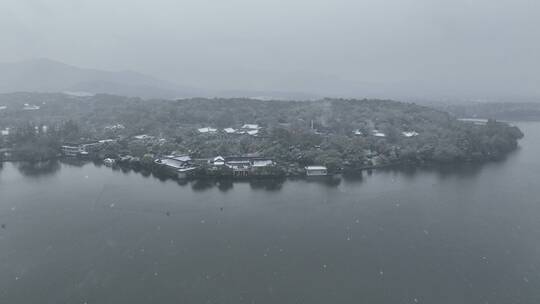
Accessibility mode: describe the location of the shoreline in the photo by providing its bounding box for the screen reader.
[0,151,518,184]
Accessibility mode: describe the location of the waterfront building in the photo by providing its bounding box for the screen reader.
[305,166,328,176]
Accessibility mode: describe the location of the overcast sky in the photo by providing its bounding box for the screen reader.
[2,0,539,100]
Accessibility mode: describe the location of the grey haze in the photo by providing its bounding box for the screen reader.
[1,0,539,101]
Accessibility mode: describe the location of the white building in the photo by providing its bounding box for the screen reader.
[305,166,328,176]
[155,155,196,177]
[402,131,419,137]
[61,145,85,157]
[156,155,191,167]
[213,156,225,166]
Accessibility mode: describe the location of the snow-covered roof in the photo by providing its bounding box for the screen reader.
[198,127,218,133]
[305,166,327,170]
[353,129,363,135]
[0,106,7,110]
[134,134,152,140]
[162,154,191,162]
[247,130,259,136]
[214,156,225,162]
[402,131,419,137]
[159,158,185,169]
[252,159,274,167]
[105,124,125,130]
[372,130,386,137]
[178,166,197,173]
[241,124,260,130]
[98,139,116,143]
[223,128,236,133]
[172,155,191,162]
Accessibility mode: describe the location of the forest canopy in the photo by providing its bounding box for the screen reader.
[0,93,524,170]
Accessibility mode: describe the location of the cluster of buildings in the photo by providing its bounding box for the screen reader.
[208,156,274,176]
[58,121,338,178]
[62,141,330,178]
[353,129,387,137]
[61,139,117,157]
[402,131,419,137]
[132,134,167,145]
[156,154,330,178]
[198,124,262,136]
[154,154,276,178]
[0,104,40,111]
[353,129,419,138]
[22,103,40,111]
[104,124,126,131]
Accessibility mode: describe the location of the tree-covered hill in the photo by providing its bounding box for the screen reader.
[0,93,523,170]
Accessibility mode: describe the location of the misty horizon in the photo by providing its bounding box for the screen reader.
[2,0,540,101]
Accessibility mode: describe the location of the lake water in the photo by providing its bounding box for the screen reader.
[1,123,539,304]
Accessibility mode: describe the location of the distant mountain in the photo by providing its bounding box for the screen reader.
[0,58,319,100]
[0,58,209,99]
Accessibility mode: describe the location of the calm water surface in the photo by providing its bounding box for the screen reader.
[1,123,539,304]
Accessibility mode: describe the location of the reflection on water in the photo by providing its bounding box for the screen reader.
[249,178,284,191]
[140,170,151,178]
[191,179,215,191]
[374,149,520,181]
[59,158,88,167]
[151,171,170,182]
[217,179,233,192]
[377,163,486,180]
[4,144,521,193]
[15,160,61,177]
[303,175,342,187]
[12,154,520,191]
[188,178,286,192]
